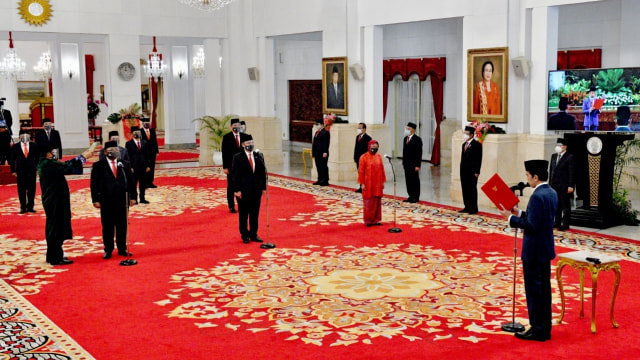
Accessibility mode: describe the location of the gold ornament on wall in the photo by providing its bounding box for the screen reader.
[18,0,53,26]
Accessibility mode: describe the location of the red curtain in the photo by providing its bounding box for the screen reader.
[150,77,160,129]
[557,49,601,70]
[382,57,446,165]
[85,55,95,100]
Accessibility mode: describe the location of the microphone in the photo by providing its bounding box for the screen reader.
[117,161,124,167]
[384,154,392,160]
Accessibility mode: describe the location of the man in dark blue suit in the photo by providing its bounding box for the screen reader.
[10,129,39,213]
[232,135,267,244]
[402,122,422,203]
[548,97,576,131]
[500,160,557,342]
[125,126,151,204]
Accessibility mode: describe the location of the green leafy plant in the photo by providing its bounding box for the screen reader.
[597,68,626,93]
[107,112,122,124]
[194,114,237,152]
[613,138,640,225]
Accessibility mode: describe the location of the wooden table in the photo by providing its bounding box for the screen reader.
[302,148,312,175]
[556,250,621,333]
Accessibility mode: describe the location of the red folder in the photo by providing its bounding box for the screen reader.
[481,173,519,211]
[592,98,604,110]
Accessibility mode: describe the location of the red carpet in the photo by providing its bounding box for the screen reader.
[0,167,639,359]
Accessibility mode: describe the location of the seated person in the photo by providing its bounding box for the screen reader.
[548,97,576,131]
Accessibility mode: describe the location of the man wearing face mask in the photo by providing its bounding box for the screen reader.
[125,126,151,204]
[0,100,12,165]
[38,145,93,265]
[459,126,483,214]
[549,138,575,231]
[10,129,39,213]
[91,141,137,259]
[239,120,248,135]
[402,122,422,203]
[358,140,386,226]
[353,122,372,193]
[312,118,331,186]
[232,135,267,244]
[140,120,159,188]
[222,118,245,213]
[99,131,129,162]
[35,119,62,158]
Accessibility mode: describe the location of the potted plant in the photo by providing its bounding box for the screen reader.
[194,114,237,165]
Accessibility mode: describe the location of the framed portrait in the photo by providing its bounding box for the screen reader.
[322,57,348,115]
[141,84,150,115]
[100,84,105,102]
[17,81,46,102]
[467,47,508,123]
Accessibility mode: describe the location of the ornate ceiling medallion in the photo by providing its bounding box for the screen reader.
[18,0,53,26]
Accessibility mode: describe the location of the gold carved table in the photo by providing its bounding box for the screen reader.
[556,250,621,333]
[302,148,312,175]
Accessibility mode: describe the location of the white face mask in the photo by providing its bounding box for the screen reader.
[555,145,562,154]
[404,129,411,137]
[357,128,363,135]
[462,134,470,142]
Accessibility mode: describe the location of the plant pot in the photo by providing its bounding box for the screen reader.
[212,151,223,165]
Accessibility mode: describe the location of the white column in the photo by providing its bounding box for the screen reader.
[257,36,275,118]
[163,44,195,148]
[529,6,558,135]
[363,25,383,125]
[619,0,640,66]
[204,39,222,117]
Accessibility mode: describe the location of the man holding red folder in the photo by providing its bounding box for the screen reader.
[499,160,557,342]
[582,88,602,131]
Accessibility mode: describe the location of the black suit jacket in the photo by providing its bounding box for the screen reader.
[327,83,345,109]
[0,109,12,135]
[35,128,62,157]
[402,134,423,169]
[231,151,267,198]
[548,111,577,131]
[10,142,39,175]
[510,184,557,262]
[312,128,330,158]
[460,139,482,176]
[125,139,150,172]
[354,132,372,164]
[221,131,245,170]
[141,128,159,155]
[90,158,137,206]
[549,152,575,190]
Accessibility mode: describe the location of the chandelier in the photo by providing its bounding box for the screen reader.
[192,47,205,78]
[33,52,52,80]
[0,32,26,80]
[178,0,238,12]
[143,36,167,79]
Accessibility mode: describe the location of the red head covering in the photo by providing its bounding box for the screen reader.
[368,139,379,151]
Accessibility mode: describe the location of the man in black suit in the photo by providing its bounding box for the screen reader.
[353,122,372,193]
[35,119,62,158]
[125,126,151,204]
[99,131,129,162]
[326,66,345,109]
[90,141,137,259]
[500,160,557,342]
[140,119,159,188]
[459,126,483,214]
[549,138,575,230]
[222,118,245,213]
[0,104,13,165]
[10,129,39,213]
[312,119,331,186]
[548,97,576,131]
[402,122,422,203]
[232,135,267,244]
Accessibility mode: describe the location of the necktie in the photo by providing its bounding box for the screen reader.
[111,160,117,178]
[24,143,28,158]
[47,131,50,140]
[334,84,338,99]
[557,154,562,165]
[248,153,254,173]
[358,134,362,142]
[235,134,240,147]
[406,136,410,145]
[137,141,141,150]
[464,142,470,152]
[146,129,150,139]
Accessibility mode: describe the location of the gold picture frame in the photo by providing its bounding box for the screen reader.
[322,57,348,115]
[467,47,508,123]
[17,81,46,102]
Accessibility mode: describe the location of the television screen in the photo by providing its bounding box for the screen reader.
[547,67,640,132]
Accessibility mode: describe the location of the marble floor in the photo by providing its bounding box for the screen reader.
[158,150,640,241]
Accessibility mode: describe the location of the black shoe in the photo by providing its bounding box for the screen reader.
[242,235,250,244]
[366,223,375,227]
[514,331,547,342]
[320,182,329,186]
[374,222,383,226]
[51,259,73,265]
[118,252,133,257]
[140,200,150,204]
[558,226,569,231]
[408,198,419,203]
[466,211,478,215]
[148,184,158,188]
[355,188,362,193]
[458,209,468,213]
[403,198,412,202]
[19,209,26,214]
[312,181,321,185]
[229,208,237,213]
[27,209,36,213]
[251,237,264,243]
[103,252,112,259]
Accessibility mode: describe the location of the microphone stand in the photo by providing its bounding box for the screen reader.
[386,156,401,233]
[119,162,137,266]
[501,186,524,333]
[256,151,275,249]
